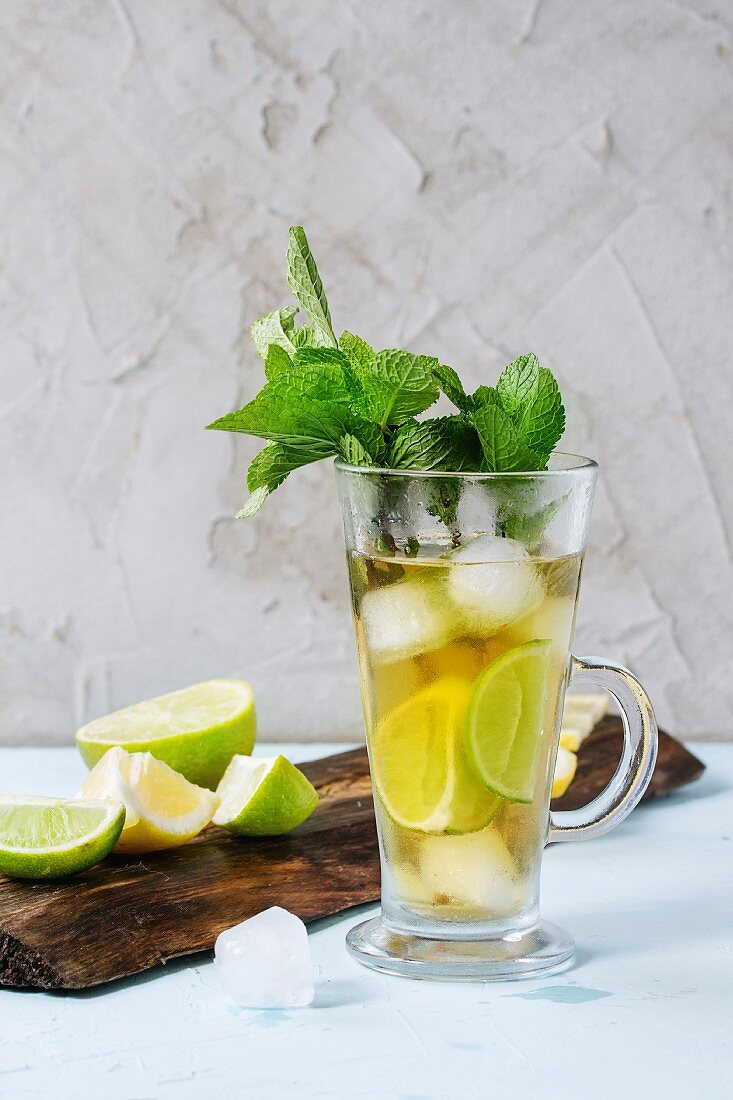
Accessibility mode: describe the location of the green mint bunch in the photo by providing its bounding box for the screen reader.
[208,227,565,518]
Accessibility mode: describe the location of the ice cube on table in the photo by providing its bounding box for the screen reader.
[447,534,542,635]
[360,577,453,663]
[214,906,315,1008]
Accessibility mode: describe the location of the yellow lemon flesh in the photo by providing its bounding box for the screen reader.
[79,747,219,854]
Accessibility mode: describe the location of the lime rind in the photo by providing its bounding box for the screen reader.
[0,796,125,880]
[466,639,552,804]
[213,754,319,837]
[76,679,256,789]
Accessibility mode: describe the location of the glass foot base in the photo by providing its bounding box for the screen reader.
[346,916,575,982]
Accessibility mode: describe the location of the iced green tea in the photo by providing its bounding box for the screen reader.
[348,537,582,935]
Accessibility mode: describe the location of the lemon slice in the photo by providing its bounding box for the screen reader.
[213,755,319,836]
[0,796,125,880]
[76,679,256,789]
[372,678,502,834]
[79,747,219,854]
[552,746,578,798]
[562,692,609,746]
[559,726,582,752]
[466,640,552,803]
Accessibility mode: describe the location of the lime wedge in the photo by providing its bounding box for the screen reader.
[466,640,552,803]
[372,678,502,834]
[76,679,256,789]
[79,747,219,854]
[0,796,125,880]
[213,755,319,836]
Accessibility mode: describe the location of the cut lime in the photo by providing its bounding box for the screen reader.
[79,747,219,854]
[372,678,502,834]
[466,640,552,803]
[0,795,125,880]
[213,754,319,836]
[76,679,256,789]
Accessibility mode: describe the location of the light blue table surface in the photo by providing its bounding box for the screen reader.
[0,742,729,1100]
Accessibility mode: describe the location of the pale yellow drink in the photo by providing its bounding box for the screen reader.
[348,543,582,935]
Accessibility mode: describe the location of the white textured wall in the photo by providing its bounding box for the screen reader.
[1,0,732,744]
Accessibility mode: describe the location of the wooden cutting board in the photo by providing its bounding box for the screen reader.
[0,721,704,990]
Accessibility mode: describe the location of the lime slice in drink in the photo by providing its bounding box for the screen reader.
[79,747,219,854]
[372,678,502,834]
[466,639,552,803]
[213,755,319,836]
[76,679,256,790]
[0,795,125,880]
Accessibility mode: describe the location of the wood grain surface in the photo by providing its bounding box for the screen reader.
[0,722,704,990]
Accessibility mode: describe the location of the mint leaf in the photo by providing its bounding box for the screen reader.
[247,441,320,491]
[359,349,439,428]
[292,345,364,406]
[336,332,377,410]
[338,331,375,379]
[496,353,540,415]
[426,480,462,541]
[502,493,567,547]
[338,434,375,465]
[292,324,331,349]
[494,356,565,464]
[250,307,298,361]
[388,417,480,471]
[236,486,270,519]
[473,359,565,469]
[431,362,470,413]
[471,384,496,409]
[473,391,540,472]
[292,346,350,372]
[286,227,336,347]
[514,367,565,463]
[208,363,351,450]
[347,419,388,464]
[237,441,326,517]
[264,343,293,381]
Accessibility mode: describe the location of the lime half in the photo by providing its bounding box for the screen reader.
[466,640,552,803]
[76,679,256,790]
[372,678,502,834]
[213,754,319,836]
[0,795,125,880]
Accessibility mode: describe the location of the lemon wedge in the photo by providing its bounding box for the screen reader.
[372,678,501,834]
[79,747,219,854]
[552,746,578,799]
[561,692,608,746]
[559,726,582,752]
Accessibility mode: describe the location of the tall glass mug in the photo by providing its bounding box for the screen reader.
[336,455,657,980]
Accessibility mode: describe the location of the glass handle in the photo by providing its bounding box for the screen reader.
[549,655,658,843]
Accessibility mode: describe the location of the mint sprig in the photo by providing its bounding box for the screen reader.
[207,227,566,520]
